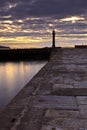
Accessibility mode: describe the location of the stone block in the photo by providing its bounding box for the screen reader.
[33,96,78,110]
[79,105,87,118]
[45,109,80,118]
[77,96,87,105]
[53,84,73,90]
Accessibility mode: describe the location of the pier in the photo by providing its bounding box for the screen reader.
[0,48,87,130]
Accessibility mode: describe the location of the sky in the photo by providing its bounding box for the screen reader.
[0,0,87,48]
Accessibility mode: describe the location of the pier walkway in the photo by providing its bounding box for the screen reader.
[0,48,87,130]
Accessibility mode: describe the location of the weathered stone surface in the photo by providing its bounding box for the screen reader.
[74,81,87,88]
[45,110,80,118]
[33,96,78,110]
[77,96,87,105]
[53,84,73,90]
[52,88,87,96]
[76,97,87,118]
[0,48,87,130]
[79,105,87,118]
[41,125,87,130]
[41,116,87,128]
[15,108,44,130]
[41,117,87,129]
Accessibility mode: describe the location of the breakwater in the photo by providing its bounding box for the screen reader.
[0,48,51,61]
[0,48,87,130]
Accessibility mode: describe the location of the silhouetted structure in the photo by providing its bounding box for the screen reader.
[75,45,87,48]
[0,45,10,50]
[0,48,51,61]
[52,30,55,48]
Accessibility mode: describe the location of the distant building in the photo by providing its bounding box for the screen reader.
[75,45,87,48]
[0,46,10,50]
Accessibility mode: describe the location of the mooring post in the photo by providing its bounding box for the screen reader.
[52,30,55,48]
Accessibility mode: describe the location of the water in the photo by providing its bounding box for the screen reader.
[0,61,47,111]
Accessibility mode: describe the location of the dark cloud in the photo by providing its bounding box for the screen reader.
[7,0,87,18]
[0,0,87,19]
[29,0,87,17]
[0,0,87,18]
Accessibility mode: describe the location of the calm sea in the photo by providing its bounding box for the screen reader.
[0,61,47,111]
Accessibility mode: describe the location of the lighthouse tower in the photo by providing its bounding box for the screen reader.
[52,30,55,48]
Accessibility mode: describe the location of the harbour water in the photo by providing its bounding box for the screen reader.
[0,61,47,111]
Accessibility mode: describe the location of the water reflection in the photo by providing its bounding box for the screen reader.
[0,61,47,111]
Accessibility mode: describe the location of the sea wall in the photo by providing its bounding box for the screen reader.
[0,48,51,61]
[0,48,87,130]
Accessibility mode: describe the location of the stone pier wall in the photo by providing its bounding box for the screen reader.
[0,48,87,130]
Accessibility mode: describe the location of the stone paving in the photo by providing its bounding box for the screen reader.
[0,48,87,130]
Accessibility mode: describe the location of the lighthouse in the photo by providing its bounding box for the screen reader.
[52,30,55,48]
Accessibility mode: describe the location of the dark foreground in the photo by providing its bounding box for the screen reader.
[0,48,87,130]
[0,48,51,61]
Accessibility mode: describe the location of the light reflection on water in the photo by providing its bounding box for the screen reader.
[0,61,47,111]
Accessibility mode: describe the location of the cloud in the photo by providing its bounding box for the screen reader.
[0,0,87,20]
[32,0,87,17]
[8,0,87,18]
[0,0,85,20]
[0,0,87,19]
[0,0,87,46]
